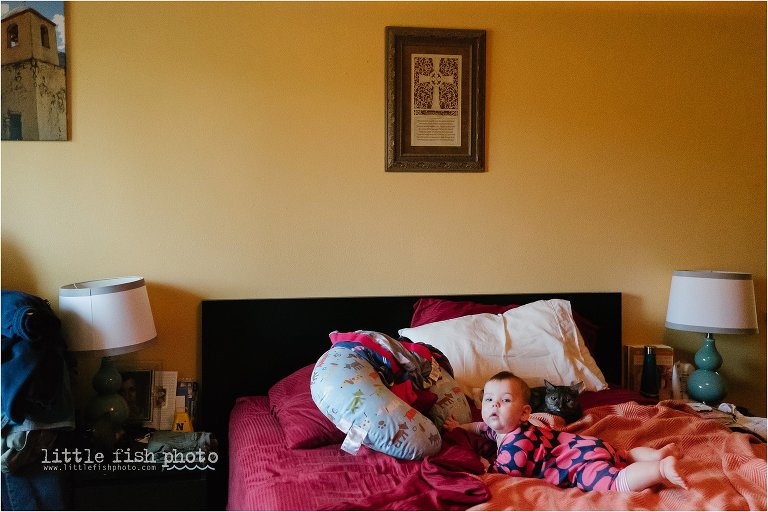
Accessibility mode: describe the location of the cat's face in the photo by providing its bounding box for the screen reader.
[542,380,581,415]
[544,391,578,413]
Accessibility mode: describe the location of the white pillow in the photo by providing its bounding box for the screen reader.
[398,299,608,396]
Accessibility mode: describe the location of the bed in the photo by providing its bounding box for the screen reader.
[199,292,766,510]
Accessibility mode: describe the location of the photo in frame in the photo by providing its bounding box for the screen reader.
[1,1,68,140]
[385,27,486,172]
[151,370,178,430]
[117,368,154,424]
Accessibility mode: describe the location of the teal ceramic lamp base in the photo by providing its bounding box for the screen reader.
[84,357,130,451]
[85,357,130,424]
[687,334,726,404]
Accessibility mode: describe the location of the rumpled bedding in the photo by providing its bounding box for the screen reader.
[470,400,767,511]
[228,396,489,511]
[326,428,489,510]
[229,395,766,511]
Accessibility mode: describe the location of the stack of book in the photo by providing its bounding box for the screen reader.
[176,378,199,430]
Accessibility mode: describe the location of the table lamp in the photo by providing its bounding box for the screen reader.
[665,270,758,404]
[59,277,157,439]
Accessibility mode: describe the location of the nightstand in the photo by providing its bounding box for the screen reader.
[69,466,208,510]
[686,401,767,442]
[61,427,216,510]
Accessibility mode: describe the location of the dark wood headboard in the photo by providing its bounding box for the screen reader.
[199,292,620,509]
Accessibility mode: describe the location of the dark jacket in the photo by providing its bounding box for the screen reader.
[1,290,74,510]
[1,290,74,430]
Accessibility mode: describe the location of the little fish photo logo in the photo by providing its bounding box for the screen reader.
[39,447,216,472]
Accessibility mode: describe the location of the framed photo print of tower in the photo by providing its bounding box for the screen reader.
[385,27,485,172]
[1,1,68,141]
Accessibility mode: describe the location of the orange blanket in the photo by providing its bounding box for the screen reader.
[471,401,766,511]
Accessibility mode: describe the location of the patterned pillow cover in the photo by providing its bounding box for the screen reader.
[310,336,471,460]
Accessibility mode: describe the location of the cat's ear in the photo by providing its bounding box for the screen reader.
[544,380,556,390]
[570,381,584,392]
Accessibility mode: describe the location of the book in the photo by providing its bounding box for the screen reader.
[176,378,199,430]
[148,370,178,430]
[622,344,674,400]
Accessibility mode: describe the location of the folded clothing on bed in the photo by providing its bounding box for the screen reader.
[147,431,217,455]
[329,330,444,414]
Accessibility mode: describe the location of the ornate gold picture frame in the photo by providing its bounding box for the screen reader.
[385,27,486,172]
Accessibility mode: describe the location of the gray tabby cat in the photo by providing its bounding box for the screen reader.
[529,380,583,423]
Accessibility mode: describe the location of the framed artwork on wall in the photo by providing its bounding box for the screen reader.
[385,26,486,172]
[1,1,68,141]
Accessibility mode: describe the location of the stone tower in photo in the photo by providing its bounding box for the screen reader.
[2,6,67,141]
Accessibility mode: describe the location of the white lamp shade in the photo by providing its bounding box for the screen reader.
[665,270,758,334]
[59,276,157,356]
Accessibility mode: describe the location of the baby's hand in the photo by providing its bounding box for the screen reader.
[443,416,460,431]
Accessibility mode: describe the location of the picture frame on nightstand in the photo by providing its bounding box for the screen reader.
[151,370,178,430]
[118,369,153,423]
[116,361,179,430]
[116,361,161,424]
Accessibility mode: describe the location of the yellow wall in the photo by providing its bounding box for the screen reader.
[3,2,766,415]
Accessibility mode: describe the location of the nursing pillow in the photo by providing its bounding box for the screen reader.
[310,332,471,460]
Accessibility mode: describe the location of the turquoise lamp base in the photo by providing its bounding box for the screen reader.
[85,357,130,424]
[84,392,130,425]
[84,357,130,452]
[687,333,726,404]
[687,369,726,404]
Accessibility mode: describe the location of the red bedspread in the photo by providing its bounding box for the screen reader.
[228,396,489,510]
[471,401,767,511]
[229,397,765,511]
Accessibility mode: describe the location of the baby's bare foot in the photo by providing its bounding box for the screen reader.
[658,443,682,459]
[659,456,688,489]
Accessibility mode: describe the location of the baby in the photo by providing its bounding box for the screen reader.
[444,371,687,492]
